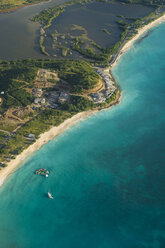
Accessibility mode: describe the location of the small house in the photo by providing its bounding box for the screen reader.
[34,98,40,104]
[28,134,35,139]
[40,98,46,105]
[33,88,43,97]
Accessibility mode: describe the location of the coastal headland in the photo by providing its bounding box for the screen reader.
[0,1,165,186]
[0,59,120,186]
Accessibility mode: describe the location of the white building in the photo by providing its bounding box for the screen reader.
[34,98,46,105]
[28,134,35,139]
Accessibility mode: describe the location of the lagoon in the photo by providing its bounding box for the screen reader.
[0,0,69,60]
[0,0,153,60]
[0,21,165,247]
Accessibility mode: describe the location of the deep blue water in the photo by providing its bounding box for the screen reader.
[0,24,165,248]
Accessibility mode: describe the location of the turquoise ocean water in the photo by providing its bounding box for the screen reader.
[0,24,165,248]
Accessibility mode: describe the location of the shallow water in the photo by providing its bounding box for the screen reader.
[0,0,70,60]
[43,2,154,57]
[0,1,153,59]
[0,23,165,248]
[49,2,153,47]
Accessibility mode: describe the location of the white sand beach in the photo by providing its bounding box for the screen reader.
[111,14,165,67]
[0,13,165,187]
[0,110,97,186]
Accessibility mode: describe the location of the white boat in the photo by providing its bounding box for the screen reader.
[48,192,53,199]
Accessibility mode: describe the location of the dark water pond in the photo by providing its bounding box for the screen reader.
[0,0,71,60]
[44,1,154,57]
[0,0,153,60]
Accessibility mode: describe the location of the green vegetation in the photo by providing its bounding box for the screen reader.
[0,58,100,115]
[63,95,95,112]
[15,109,72,138]
[0,58,119,165]
[32,0,93,29]
[116,0,165,7]
[73,6,163,65]
[0,65,37,110]
[0,0,161,168]
[116,19,128,30]
[32,0,164,66]
[106,89,119,104]
[0,0,44,12]
[51,60,100,93]
[102,28,111,35]
[0,60,99,111]
[40,36,49,56]
[61,47,69,57]
[72,37,109,62]
[0,122,18,132]
[9,88,34,107]
[0,110,73,160]
[0,132,7,143]
[22,59,99,93]
[33,7,65,29]
[0,0,164,13]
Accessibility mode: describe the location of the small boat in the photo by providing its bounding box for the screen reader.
[35,168,50,177]
[48,192,53,199]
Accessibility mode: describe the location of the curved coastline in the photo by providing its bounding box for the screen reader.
[0,110,97,186]
[0,13,165,187]
[110,13,165,68]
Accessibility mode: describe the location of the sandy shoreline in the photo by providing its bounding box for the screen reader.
[111,13,165,67]
[0,13,165,187]
[0,110,97,186]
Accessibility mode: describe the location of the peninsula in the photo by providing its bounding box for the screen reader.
[0,59,120,183]
[0,0,165,186]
